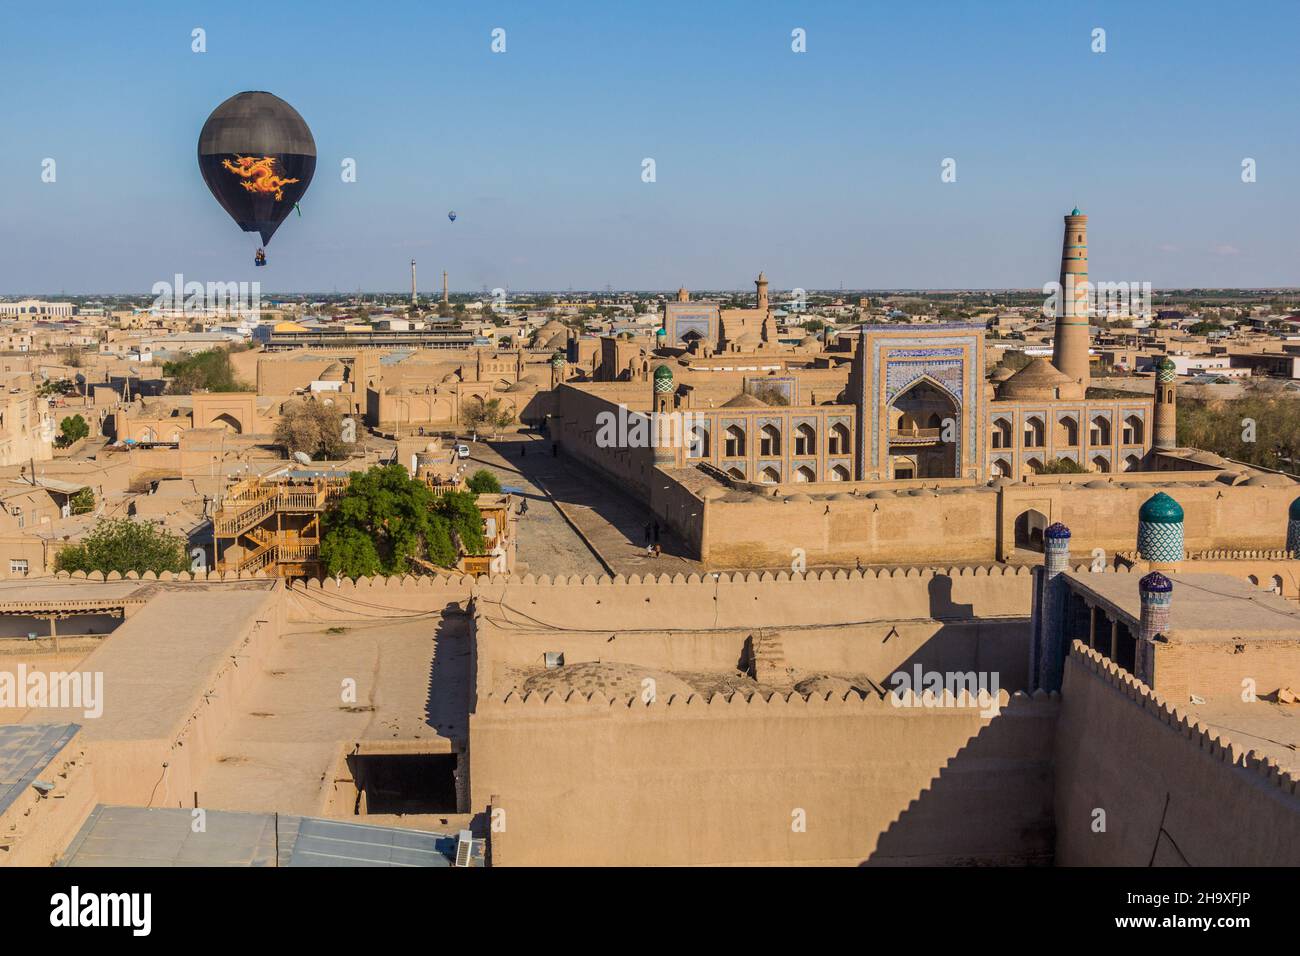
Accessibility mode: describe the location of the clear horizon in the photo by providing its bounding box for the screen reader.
[3,0,1297,294]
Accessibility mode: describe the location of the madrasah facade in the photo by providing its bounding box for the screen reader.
[645,209,1166,484]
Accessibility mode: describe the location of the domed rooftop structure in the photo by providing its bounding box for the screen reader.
[989,365,1015,382]
[997,358,1073,400]
[1139,491,1184,524]
[1139,570,1173,593]
[1242,472,1294,487]
[720,392,767,408]
[653,364,674,382]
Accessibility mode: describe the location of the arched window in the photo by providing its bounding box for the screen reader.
[991,458,1011,478]
[1091,455,1110,473]
[726,467,745,480]
[830,464,850,482]
[1057,416,1079,446]
[794,465,815,483]
[1089,415,1111,446]
[1124,454,1141,472]
[1023,416,1045,449]
[1122,415,1144,445]
[687,425,710,459]
[759,424,781,457]
[759,466,780,484]
[1025,457,1044,475]
[1271,575,1284,595]
[793,423,816,456]
[724,425,745,458]
[991,419,1012,449]
[828,422,850,455]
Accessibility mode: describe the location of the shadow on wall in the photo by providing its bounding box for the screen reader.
[424,602,472,740]
[864,699,1058,866]
[928,576,974,620]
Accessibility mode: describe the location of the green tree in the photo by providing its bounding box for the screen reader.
[54,518,189,575]
[466,469,502,494]
[69,488,94,515]
[319,465,486,577]
[57,414,90,447]
[164,348,249,394]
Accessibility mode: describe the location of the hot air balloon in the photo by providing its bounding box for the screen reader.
[448,211,457,222]
[198,91,315,265]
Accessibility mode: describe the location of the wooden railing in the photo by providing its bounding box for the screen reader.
[887,427,943,443]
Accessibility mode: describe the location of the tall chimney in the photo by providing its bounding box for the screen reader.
[442,270,449,305]
[410,259,417,306]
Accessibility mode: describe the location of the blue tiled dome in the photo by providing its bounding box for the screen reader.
[1139,492,1184,525]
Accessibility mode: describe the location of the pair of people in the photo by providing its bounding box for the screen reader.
[644,542,661,558]
[254,248,267,267]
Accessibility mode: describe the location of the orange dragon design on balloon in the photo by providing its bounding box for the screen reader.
[220,155,300,201]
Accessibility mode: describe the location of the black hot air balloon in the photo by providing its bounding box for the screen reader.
[197,91,315,257]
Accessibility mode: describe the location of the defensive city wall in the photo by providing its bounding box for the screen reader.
[1056,643,1300,866]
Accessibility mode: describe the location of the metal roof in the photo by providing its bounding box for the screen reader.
[0,723,80,817]
[58,806,467,867]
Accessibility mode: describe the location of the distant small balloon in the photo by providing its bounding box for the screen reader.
[448,211,457,222]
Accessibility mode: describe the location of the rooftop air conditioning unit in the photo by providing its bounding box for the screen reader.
[454,829,474,867]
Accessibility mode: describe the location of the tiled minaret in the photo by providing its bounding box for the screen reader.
[1135,571,1173,685]
[652,364,675,466]
[549,349,566,389]
[1153,356,1178,451]
[1137,492,1184,571]
[1052,209,1089,400]
[1032,522,1072,691]
[1288,497,1300,556]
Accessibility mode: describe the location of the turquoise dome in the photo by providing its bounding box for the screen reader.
[1070,206,1082,216]
[655,327,667,337]
[1139,492,1184,525]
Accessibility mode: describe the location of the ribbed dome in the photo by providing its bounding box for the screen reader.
[653,364,674,382]
[1139,491,1184,524]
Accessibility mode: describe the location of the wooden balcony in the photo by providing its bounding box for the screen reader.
[887,427,944,446]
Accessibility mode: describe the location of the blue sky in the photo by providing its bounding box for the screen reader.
[1,0,1296,293]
